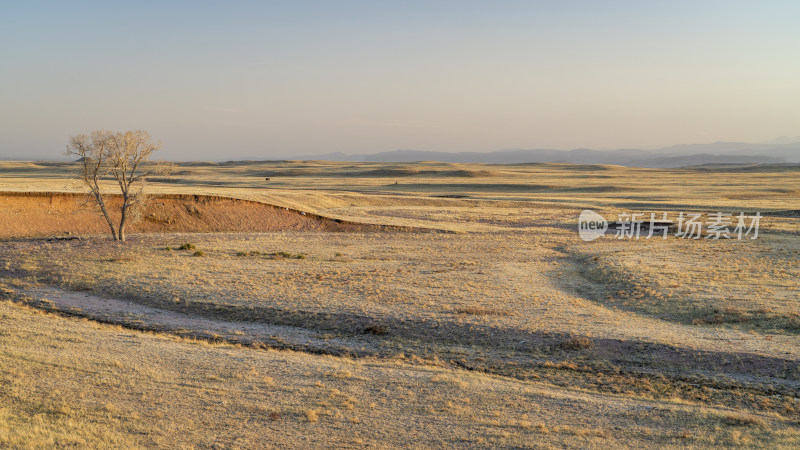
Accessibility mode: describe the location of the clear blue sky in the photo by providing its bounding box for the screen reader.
[2,1,799,160]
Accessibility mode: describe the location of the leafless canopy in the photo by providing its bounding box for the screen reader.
[66,130,163,241]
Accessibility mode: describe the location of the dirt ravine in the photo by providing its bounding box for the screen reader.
[0,192,401,237]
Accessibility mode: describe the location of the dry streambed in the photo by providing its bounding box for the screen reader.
[15,285,382,355]
[2,231,799,419]
[11,282,800,407]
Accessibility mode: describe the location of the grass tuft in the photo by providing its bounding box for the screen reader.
[305,409,319,422]
[558,336,594,351]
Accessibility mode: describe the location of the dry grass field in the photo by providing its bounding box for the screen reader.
[1,160,799,448]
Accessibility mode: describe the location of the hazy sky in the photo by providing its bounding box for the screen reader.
[2,1,799,160]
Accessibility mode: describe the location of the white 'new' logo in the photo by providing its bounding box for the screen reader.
[578,210,607,241]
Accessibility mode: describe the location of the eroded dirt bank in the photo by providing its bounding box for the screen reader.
[0,192,397,237]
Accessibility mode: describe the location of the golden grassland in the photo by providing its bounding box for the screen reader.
[1,160,799,447]
[2,159,799,231]
[5,301,795,448]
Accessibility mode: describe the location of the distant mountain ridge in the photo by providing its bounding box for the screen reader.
[294,140,800,168]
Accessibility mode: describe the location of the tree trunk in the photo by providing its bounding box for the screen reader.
[118,202,128,242]
[93,191,118,240]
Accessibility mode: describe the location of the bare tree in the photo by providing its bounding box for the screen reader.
[66,130,162,241]
[66,130,118,239]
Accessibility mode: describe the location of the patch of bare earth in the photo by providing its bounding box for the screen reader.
[0,192,402,238]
